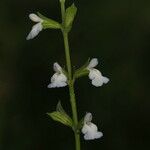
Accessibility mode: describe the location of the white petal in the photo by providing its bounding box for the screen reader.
[48,82,67,88]
[89,69,102,80]
[47,73,67,88]
[92,78,103,87]
[84,133,93,140]
[84,131,103,140]
[102,76,109,84]
[84,113,92,123]
[84,133,96,140]
[82,124,88,134]
[94,131,103,139]
[89,123,98,132]
[87,58,98,69]
[29,13,43,22]
[89,69,109,87]
[56,73,67,82]
[91,76,109,87]
[26,23,43,40]
[47,82,56,88]
[82,123,103,140]
[53,63,62,73]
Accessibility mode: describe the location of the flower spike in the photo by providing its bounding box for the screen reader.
[82,113,103,140]
[26,13,43,40]
[87,58,109,87]
[47,62,67,88]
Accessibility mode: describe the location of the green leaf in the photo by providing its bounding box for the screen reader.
[65,3,77,29]
[47,111,73,127]
[48,101,73,128]
[56,101,72,125]
[56,101,66,114]
[37,12,61,29]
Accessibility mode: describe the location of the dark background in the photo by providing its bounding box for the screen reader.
[0,0,150,150]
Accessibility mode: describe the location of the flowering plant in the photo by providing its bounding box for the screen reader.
[26,0,109,150]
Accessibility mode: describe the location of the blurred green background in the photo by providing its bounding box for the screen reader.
[0,0,150,150]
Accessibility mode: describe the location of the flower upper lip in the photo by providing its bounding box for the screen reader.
[29,14,43,23]
[26,13,43,40]
[87,58,98,69]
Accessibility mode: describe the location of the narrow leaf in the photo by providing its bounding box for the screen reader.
[47,111,73,127]
[56,101,66,114]
[65,4,77,28]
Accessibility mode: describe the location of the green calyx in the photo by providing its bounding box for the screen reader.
[37,12,61,29]
[74,58,90,79]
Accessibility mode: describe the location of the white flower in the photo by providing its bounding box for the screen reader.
[26,14,43,40]
[47,63,67,88]
[82,113,103,140]
[87,58,109,87]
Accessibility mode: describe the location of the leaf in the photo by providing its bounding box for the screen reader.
[56,101,66,114]
[37,12,61,29]
[56,101,73,125]
[47,101,73,128]
[47,111,73,127]
[65,4,77,28]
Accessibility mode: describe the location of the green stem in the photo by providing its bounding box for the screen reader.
[60,1,81,150]
[63,32,81,150]
[60,0,65,23]
[69,81,80,150]
[63,32,72,78]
